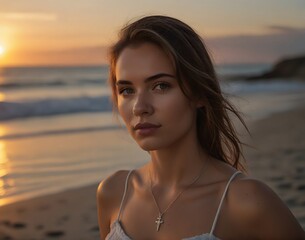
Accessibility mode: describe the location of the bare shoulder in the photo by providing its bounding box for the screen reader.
[97,170,129,217]
[97,170,130,203]
[227,174,305,239]
[96,170,131,239]
[228,175,285,219]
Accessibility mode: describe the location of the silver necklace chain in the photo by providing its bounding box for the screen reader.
[149,164,205,231]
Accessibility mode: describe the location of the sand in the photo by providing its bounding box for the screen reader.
[244,105,305,229]
[0,183,100,240]
[1,106,305,239]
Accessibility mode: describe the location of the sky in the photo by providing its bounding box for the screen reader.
[0,0,305,66]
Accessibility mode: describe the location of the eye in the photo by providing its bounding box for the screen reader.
[153,82,171,91]
[118,87,134,96]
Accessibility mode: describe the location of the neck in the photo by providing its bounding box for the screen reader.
[148,139,210,188]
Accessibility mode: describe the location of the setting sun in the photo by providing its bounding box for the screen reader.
[0,45,5,56]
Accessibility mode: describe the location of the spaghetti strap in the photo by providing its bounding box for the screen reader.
[209,171,241,236]
[117,170,133,221]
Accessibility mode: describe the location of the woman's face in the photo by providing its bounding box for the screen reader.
[115,42,198,151]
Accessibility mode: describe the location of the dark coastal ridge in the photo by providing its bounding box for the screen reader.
[247,55,305,80]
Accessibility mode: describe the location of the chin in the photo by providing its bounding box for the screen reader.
[136,136,180,152]
[137,142,159,151]
[135,139,164,151]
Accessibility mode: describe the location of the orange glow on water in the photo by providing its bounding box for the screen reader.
[0,92,6,101]
[0,140,12,206]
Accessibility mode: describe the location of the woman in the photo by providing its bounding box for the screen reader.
[97,15,305,239]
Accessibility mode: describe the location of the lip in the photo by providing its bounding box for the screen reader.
[133,122,161,136]
[134,122,161,130]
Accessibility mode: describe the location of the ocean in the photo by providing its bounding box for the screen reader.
[1,64,305,206]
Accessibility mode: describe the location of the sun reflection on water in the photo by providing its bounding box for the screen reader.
[0,128,14,206]
[0,92,6,101]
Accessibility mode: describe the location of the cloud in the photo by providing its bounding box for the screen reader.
[267,25,304,33]
[206,26,305,64]
[0,12,57,21]
[7,25,305,66]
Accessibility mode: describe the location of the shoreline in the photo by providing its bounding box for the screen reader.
[1,90,304,208]
[1,102,305,238]
[1,84,305,208]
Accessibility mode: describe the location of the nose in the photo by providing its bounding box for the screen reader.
[132,92,154,116]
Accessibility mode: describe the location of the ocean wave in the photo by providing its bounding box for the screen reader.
[0,66,108,90]
[0,96,112,121]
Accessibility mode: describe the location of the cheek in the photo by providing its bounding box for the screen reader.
[157,93,194,121]
[117,99,135,128]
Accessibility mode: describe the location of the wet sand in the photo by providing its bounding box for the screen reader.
[1,106,305,239]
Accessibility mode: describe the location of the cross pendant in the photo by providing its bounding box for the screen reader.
[155,214,164,231]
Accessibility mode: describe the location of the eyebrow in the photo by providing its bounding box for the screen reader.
[116,73,175,85]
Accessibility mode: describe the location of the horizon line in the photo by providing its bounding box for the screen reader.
[0,62,273,69]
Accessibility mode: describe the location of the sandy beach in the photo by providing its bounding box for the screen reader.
[244,105,305,229]
[1,104,305,239]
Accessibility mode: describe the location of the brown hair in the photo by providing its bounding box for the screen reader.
[109,15,248,171]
